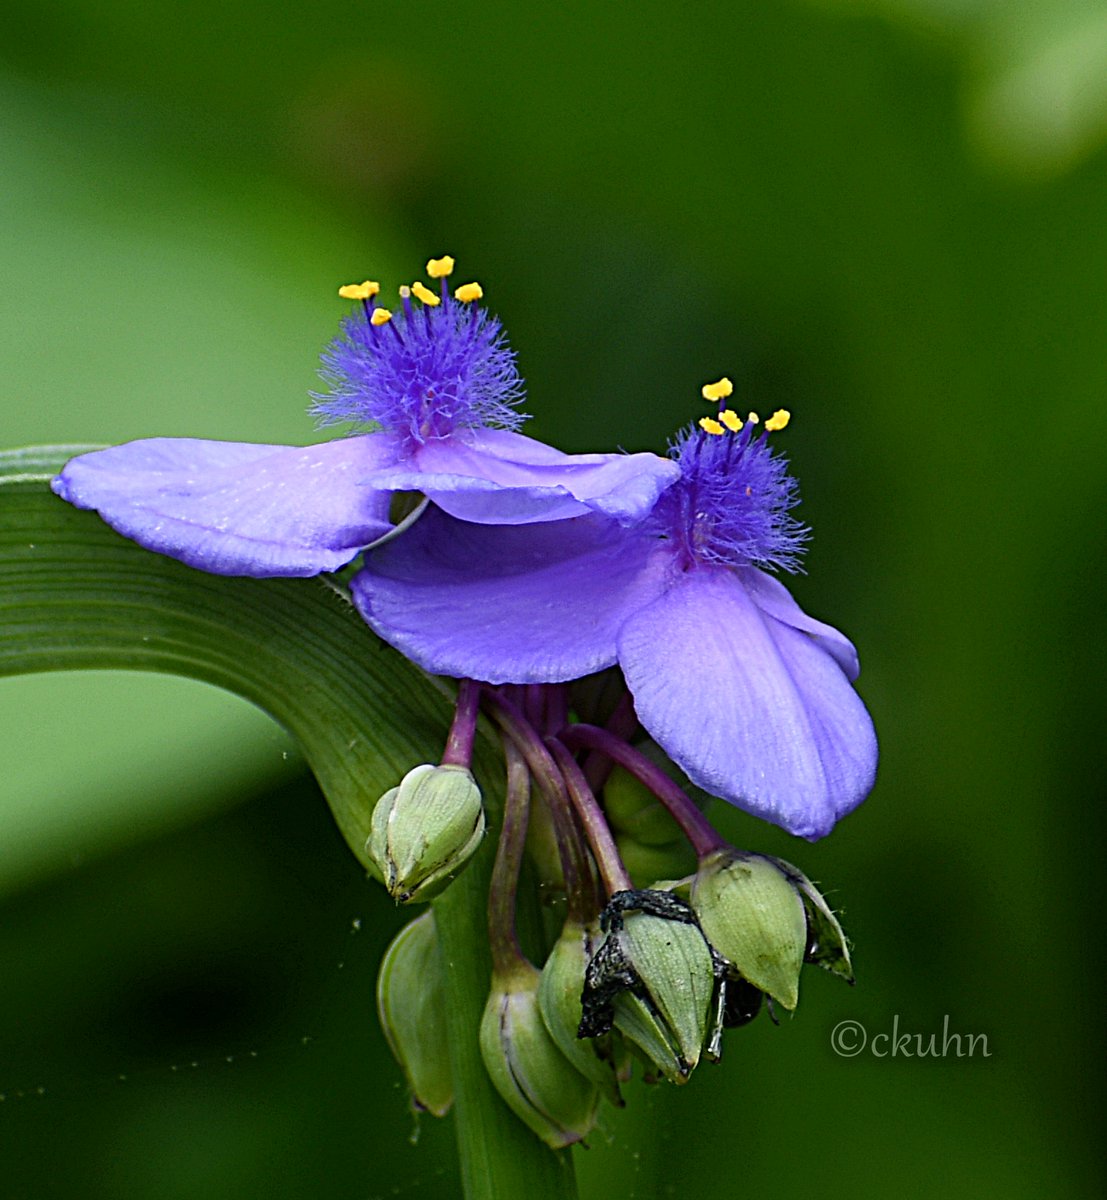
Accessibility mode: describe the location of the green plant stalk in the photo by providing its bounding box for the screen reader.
[435,850,579,1200]
[0,446,579,1200]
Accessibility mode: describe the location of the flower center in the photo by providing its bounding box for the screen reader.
[652,378,807,572]
[314,256,526,451]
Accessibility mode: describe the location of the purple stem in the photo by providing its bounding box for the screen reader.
[481,690,601,921]
[523,684,545,731]
[582,687,639,792]
[559,724,727,859]
[547,738,633,897]
[440,678,480,767]
[487,738,532,977]
[544,684,570,735]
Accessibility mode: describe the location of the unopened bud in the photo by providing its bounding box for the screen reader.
[367,764,485,903]
[615,832,697,890]
[603,760,685,846]
[580,891,716,1084]
[537,921,624,1105]
[691,851,807,1010]
[480,964,600,1148]
[376,911,452,1116]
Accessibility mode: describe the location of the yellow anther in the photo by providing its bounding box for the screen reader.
[747,412,760,425]
[765,409,791,432]
[370,308,393,326]
[701,377,734,403]
[338,280,380,301]
[454,282,484,303]
[427,256,455,278]
[720,409,743,432]
[411,281,441,307]
[699,417,725,436]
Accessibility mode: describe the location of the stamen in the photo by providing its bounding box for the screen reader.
[701,377,734,403]
[426,255,455,278]
[411,281,441,307]
[699,417,725,436]
[747,412,760,425]
[314,257,525,442]
[719,409,743,433]
[764,409,791,432]
[338,280,380,300]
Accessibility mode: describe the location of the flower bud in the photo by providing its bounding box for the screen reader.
[767,856,854,983]
[603,762,685,846]
[537,921,625,1106]
[366,764,485,903]
[615,832,697,891]
[580,891,717,1085]
[376,911,452,1116]
[480,964,600,1148]
[691,851,807,1010]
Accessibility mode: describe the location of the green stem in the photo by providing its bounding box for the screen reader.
[434,795,580,1200]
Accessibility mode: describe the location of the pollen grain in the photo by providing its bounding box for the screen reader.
[338,281,380,300]
[720,409,743,432]
[701,377,734,402]
[411,281,441,306]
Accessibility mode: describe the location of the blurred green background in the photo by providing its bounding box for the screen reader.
[2,1,1103,1196]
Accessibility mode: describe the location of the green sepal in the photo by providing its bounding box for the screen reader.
[479,964,600,1149]
[692,851,807,1010]
[615,912,714,1079]
[376,910,453,1116]
[537,920,624,1106]
[768,856,854,983]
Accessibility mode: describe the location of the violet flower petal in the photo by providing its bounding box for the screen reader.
[351,507,666,682]
[617,567,878,840]
[363,428,681,526]
[736,566,861,680]
[52,435,398,577]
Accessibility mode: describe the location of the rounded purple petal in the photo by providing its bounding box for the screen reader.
[736,566,861,680]
[361,428,681,526]
[52,435,399,577]
[617,567,877,840]
[351,507,667,682]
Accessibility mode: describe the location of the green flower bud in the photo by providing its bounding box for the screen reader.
[480,964,600,1148]
[366,764,485,903]
[767,856,854,983]
[604,767,684,846]
[376,911,452,1117]
[602,740,707,845]
[537,921,624,1106]
[691,851,807,1010]
[580,891,717,1085]
[615,831,697,890]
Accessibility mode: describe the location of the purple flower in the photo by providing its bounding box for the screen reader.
[52,260,679,577]
[351,409,877,839]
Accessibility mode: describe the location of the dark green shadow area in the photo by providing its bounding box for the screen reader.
[0,769,460,1200]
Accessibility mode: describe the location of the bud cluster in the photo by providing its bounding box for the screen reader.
[362,679,856,1147]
